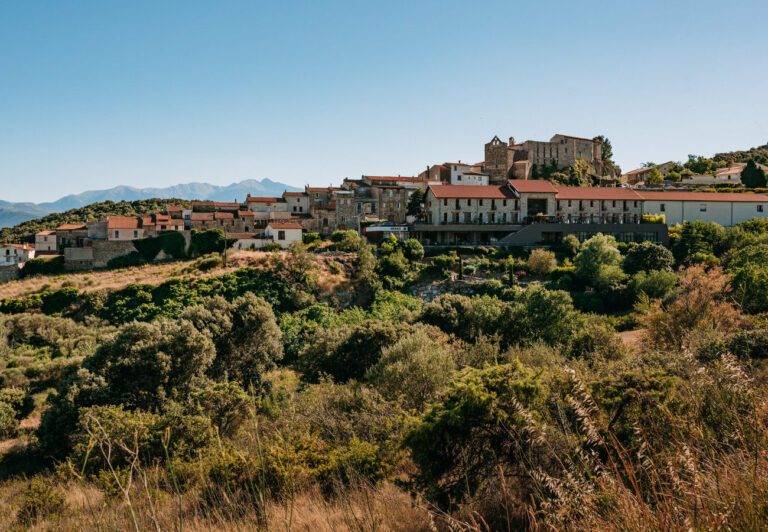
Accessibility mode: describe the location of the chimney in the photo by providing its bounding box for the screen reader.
[509,137,515,145]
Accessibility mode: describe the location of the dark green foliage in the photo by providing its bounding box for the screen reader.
[41,287,80,315]
[97,268,298,324]
[181,294,283,391]
[302,232,321,245]
[623,242,674,274]
[15,476,67,525]
[0,198,190,244]
[21,256,65,277]
[330,230,361,251]
[106,251,146,269]
[401,238,425,261]
[740,160,767,188]
[670,221,727,264]
[261,242,282,252]
[190,229,226,256]
[133,230,187,262]
[407,189,424,216]
[299,320,410,383]
[404,362,549,504]
[83,319,216,411]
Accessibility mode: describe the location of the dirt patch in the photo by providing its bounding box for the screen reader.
[619,329,645,351]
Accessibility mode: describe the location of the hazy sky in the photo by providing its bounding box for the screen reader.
[1,0,766,202]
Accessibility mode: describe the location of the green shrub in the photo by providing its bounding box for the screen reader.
[195,253,222,271]
[0,401,19,439]
[15,477,67,525]
[21,256,65,277]
[107,251,146,269]
[303,232,321,245]
[190,229,226,256]
[0,387,34,419]
[261,242,282,252]
[526,249,557,276]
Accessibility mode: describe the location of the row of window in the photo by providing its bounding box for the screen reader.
[557,200,639,210]
[441,198,518,209]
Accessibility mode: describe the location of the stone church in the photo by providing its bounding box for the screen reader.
[484,134,605,184]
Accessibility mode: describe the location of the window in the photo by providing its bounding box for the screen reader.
[454,213,459,222]
[464,212,471,223]
[133,230,138,238]
[612,200,616,207]
[115,230,119,238]
[503,199,507,207]
[758,205,764,213]
[700,204,707,212]
[660,203,666,212]
[443,213,448,223]
[457,175,462,181]
[567,200,572,207]
[467,199,471,206]
[278,230,285,240]
[590,200,594,207]
[443,198,448,206]
[455,199,460,209]
[479,199,484,206]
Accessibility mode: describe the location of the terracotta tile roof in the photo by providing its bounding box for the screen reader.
[3,244,34,251]
[107,216,141,229]
[623,167,653,176]
[268,222,303,230]
[363,176,424,182]
[282,191,306,197]
[237,210,255,217]
[507,180,559,194]
[555,134,601,143]
[246,196,281,202]
[428,184,514,199]
[36,230,56,235]
[637,191,768,202]
[306,187,331,193]
[214,212,235,219]
[191,201,241,208]
[190,213,215,221]
[555,186,643,201]
[56,223,87,231]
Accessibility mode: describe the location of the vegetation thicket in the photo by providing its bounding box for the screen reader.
[1,215,768,530]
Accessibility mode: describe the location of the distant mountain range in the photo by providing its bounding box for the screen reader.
[0,179,302,228]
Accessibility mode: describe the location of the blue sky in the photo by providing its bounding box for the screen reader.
[1,0,766,202]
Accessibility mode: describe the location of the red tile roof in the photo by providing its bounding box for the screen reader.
[268,222,303,230]
[555,134,601,143]
[363,176,424,182]
[428,184,514,199]
[237,210,255,217]
[555,187,643,201]
[190,213,215,221]
[191,201,241,208]
[246,196,281,202]
[3,244,34,251]
[282,191,306,197]
[107,216,141,229]
[36,230,56,235]
[637,191,768,202]
[56,223,87,231]
[214,212,235,219]
[507,180,559,194]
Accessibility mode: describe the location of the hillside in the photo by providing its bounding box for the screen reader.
[684,142,768,174]
[0,178,302,230]
[0,198,191,243]
[1,227,768,529]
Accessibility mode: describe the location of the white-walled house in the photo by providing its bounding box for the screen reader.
[265,222,303,248]
[35,230,57,251]
[0,244,35,265]
[639,191,768,226]
[106,216,145,241]
[445,162,490,186]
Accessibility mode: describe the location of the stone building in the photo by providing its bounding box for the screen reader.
[484,134,605,183]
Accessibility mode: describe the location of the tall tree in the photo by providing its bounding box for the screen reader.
[407,189,425,217]
[645,167,663,185]
[741,160,767,188]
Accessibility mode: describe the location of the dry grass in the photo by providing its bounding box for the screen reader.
[0,251,358,301]
[0,478,437,531]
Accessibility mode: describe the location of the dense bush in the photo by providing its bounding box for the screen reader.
[21,256,65,277]
[622,241,674,274]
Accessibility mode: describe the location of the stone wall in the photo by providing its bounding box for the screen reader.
[0,264,21,283]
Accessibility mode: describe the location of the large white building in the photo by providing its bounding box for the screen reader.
[639,191,768,226]
[0,244,35,265]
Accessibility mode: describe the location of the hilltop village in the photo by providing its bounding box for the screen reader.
[3,132,768,277]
